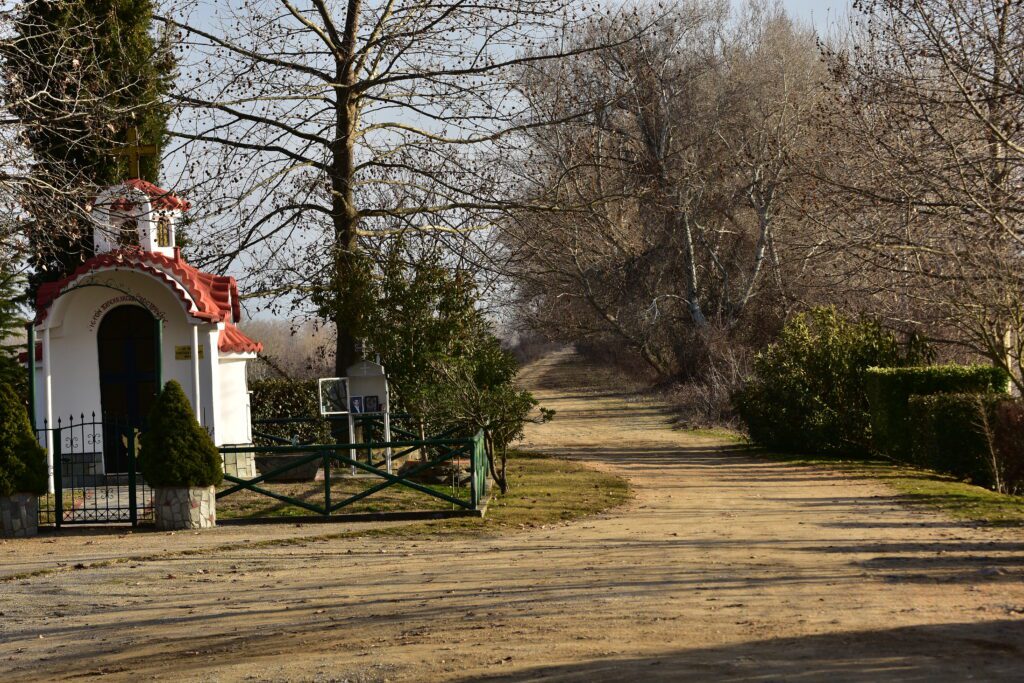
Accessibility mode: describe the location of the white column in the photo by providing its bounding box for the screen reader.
[206,326,222,444]
[191,324,202,422]
[42,326,54,494]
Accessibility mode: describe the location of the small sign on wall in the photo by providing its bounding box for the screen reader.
[175,345,204,360]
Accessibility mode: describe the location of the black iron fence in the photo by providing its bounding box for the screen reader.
[36,415,152,527]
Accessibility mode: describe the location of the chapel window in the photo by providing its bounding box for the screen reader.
[118,219,138,247]
[157,214,172,247]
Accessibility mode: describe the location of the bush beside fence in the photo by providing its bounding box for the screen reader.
[732,307,928,454]
[248,379,331,444]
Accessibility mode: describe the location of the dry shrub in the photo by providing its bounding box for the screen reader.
[505,331,564,365]
[667,325,752,429]
[992,400,1024,495]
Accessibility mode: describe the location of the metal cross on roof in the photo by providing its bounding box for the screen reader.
[111,127,158,180]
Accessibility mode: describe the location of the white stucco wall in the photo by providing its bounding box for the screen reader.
[217,356,253,446]
[32,268,251,447]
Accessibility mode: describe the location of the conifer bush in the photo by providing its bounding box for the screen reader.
[139,380,223,488]
[0,383,47,497]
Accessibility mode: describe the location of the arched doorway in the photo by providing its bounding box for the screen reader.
[97,305,158,473]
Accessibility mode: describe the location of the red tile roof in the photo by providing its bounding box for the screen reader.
[34,248,261,355]
[218,322,263,354]
[105,178,191,212]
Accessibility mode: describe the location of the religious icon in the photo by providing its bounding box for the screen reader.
[350,396,363,414]
[364,395,379,413]
[318,377,349,415]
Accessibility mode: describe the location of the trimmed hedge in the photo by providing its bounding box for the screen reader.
[139,381,224,488]
[733,307,928,454]
[991,401,1024,495]
[249,378,331,444]
[867,365,1009,459]
[908,393,1024,493]
[0,383,47,497]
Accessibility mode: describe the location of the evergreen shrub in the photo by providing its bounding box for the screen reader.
[867,365,1009,459]
[139,380,223,488]
[248,378,330,444]
[907,393,1000,485]
[733,307,927,454]
[0,383,47,497]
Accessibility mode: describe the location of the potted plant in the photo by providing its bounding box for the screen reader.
[0,383,47,538]
[140,380,223,530]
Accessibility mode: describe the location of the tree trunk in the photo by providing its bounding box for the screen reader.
[332,0,362,377]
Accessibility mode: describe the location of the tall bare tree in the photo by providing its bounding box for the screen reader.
[501,0,823,380]
[814,0,1024,388]
[164,0,635,374]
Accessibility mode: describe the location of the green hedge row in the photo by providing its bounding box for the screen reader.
[908,393,1024,493]
[249,379,331,444]
[866,365,1009,460]
[733,307,928,454]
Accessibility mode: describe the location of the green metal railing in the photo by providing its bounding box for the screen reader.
[218,430,489,516]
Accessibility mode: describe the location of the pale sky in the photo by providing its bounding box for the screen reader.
[781,0,851,30]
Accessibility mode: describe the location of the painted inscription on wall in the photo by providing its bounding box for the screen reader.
[89,293,166,331]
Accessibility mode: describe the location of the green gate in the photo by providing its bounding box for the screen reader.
[217,430,490,520]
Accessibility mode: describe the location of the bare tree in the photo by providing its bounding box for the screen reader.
[814,0,1024,388]
[501,0,823,380]
[163,0,638,375]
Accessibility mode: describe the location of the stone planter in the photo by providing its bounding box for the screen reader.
[153,485,216,530]
[1,493,39,538]
[254,453,320,482]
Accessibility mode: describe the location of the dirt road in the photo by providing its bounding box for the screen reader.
[2,349,1023,681]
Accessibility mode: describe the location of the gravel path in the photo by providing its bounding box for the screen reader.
[1,349,1022,681]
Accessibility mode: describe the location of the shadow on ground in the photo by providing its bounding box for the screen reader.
[465,619,1024,682]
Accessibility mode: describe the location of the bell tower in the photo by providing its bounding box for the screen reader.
[90,127,187,257]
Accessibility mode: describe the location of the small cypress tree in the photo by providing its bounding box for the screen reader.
[139,380,223,488]
[0,383,47,497]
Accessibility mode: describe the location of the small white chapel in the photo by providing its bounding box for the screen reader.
[27,177,262,486]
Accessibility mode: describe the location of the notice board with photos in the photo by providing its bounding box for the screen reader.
[345,359,389,415]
